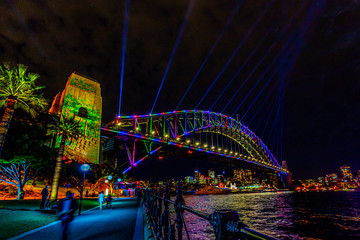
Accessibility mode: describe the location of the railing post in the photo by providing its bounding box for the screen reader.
[153,185,158,226]
[163,181,170,238]
[175,180,185,240]
[156,185,163,238]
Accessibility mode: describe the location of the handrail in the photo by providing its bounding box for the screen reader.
[142,181,278,240]
[148,193,211,220]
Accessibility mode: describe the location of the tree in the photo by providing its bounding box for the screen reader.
[0,156,43,199]
[48,115,83,201]
[0,63,48,157]
[0,119,56,199]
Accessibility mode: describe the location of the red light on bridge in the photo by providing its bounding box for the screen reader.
[188,150,193,154]
[158,156,164,160]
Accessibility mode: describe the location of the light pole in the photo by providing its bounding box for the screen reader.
[79,163,90,215]
[117,178,121,197]
[106,175,112,196]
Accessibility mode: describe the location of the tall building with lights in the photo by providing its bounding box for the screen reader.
[340,165,353,180]
[194,171,201,183]
[49,72,102,163]
[208,170,215,179]
[233,168,252,186]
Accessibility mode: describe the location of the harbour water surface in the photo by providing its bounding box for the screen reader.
[180,191,360,239]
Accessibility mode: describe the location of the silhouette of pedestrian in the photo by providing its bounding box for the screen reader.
[40,185,49,209]
[137,189,142,206]
[58,191,77,240]
[106,194,112,209]
[98,191,105,210]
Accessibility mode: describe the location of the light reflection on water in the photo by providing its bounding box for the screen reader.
[177,191,360,240]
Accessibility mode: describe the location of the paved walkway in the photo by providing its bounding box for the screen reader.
[11,198,140,240]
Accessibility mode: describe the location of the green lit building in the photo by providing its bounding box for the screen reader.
[49,72,102,163]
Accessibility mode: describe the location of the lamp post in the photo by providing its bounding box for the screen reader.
[117,178,121,198]
[106,175,112,196]
[79,163,90,215]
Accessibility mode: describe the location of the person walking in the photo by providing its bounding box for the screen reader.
[98,191,105,210]
[106,194,112,209]
[40,185,49,209]
[137,189,142,206]
[58,191,77,240]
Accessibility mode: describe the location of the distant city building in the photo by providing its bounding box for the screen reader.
[208,170,215,179]
[253,177,260,185]
[340,165,353,180]
[216,174,225,184]
[185,176,195,184]
[326,173,338,179]
[199,175,206,185]
[194,171,201,183]
[233,169,241,180]
[233,169,252,186]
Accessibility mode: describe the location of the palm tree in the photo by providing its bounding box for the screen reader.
[0,63,47,156]
[48,115,83,201]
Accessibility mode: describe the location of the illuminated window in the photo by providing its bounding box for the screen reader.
[78,107,88,118]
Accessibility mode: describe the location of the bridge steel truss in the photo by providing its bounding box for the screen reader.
[102,110,288,175]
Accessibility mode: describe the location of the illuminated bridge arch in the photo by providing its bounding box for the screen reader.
[102,110,287,174]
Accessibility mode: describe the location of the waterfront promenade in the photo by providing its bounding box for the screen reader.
[9,198,142,240]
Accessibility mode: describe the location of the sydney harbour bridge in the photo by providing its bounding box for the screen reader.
[101,110,291,186]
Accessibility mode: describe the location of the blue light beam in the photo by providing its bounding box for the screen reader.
[222,1,307,114]
[194,0,274,110]
[240,49,293,121]
[118,0,130,116]
[150,0,196,114]
[209,35,267,111]
[248,82,279,127]
[259,99,277,139]
[230,32,297,117]
[175,0,242,110]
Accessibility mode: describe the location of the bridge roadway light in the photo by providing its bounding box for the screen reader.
[151,131,155,134]
[211,146,215,149]
[165,134,169,138]
[218,148,221,151]
[224,149,228,153]
[186,140,191,143]
[230,151,233,154]
[176,137,180,141]
[195,142,200,146]
[204,144,208,148]
[235,152,238,155]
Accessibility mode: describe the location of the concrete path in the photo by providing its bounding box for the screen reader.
[12,198,139,240]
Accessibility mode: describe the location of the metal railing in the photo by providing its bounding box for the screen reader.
[142,181,277,240]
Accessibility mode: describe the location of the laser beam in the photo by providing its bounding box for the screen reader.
[150,0,196,114]
[118,0,130,116]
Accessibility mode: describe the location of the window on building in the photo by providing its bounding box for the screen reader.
[78,107,88,118]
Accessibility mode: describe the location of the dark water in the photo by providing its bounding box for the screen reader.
[179,191,360,240]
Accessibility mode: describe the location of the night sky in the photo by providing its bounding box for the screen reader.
[1,0,359,179]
